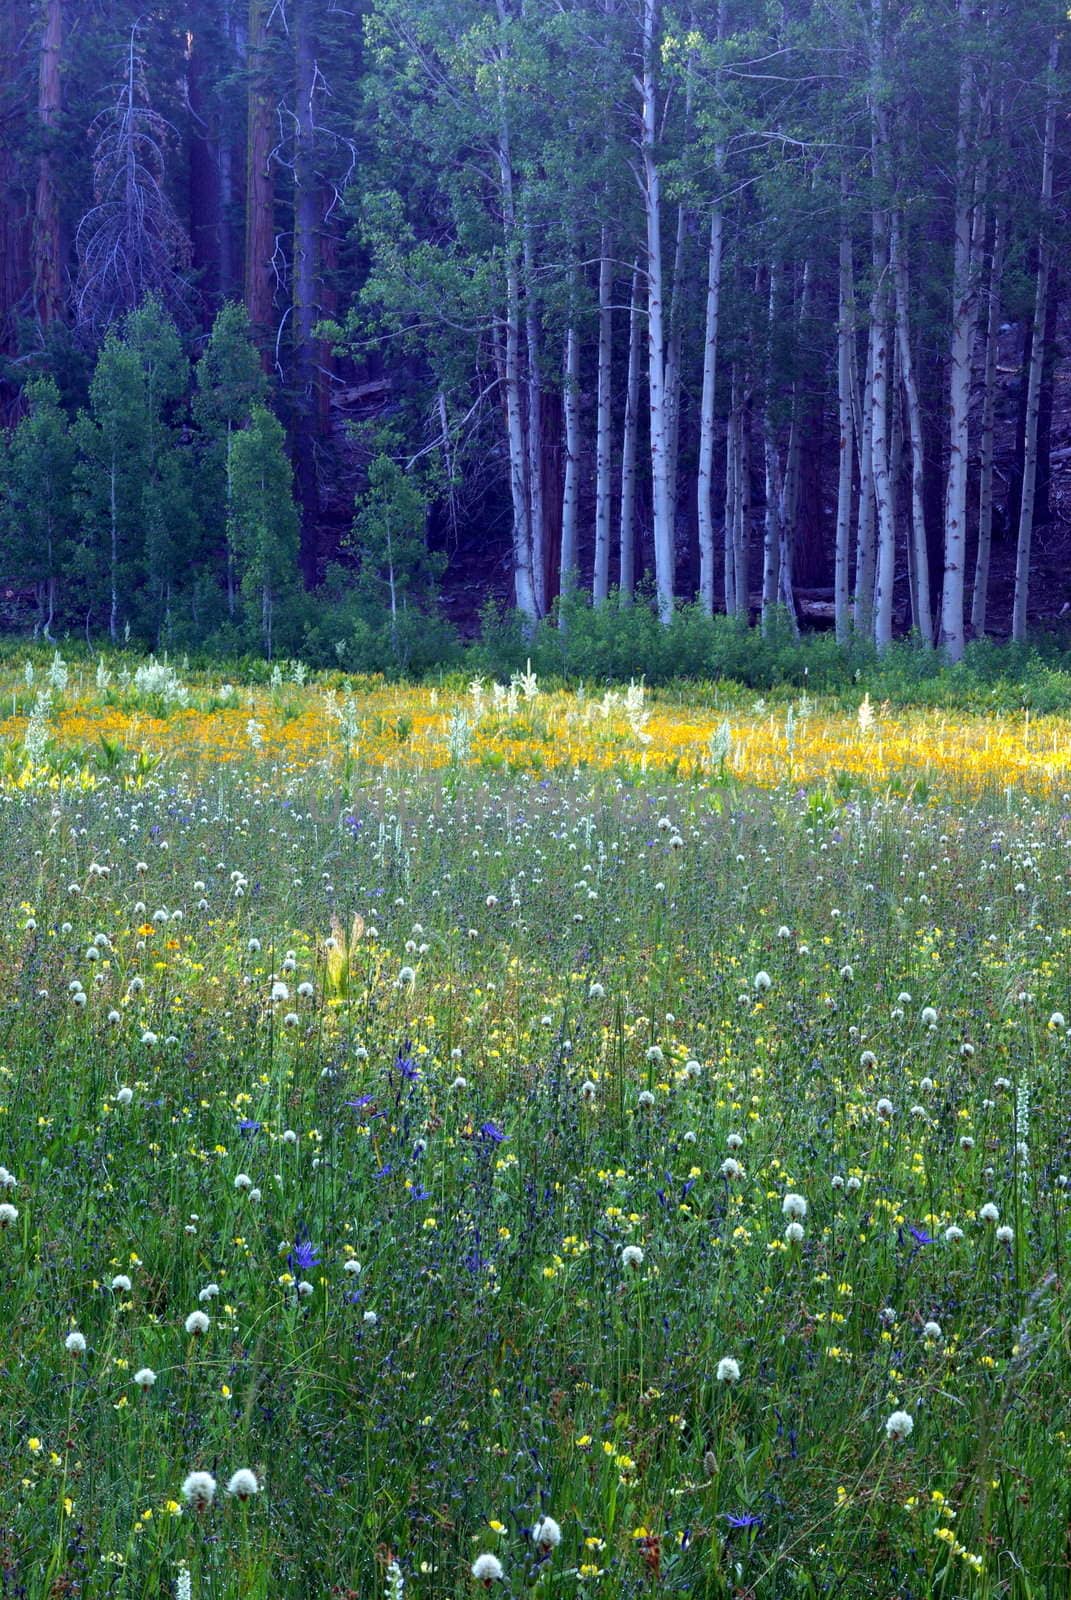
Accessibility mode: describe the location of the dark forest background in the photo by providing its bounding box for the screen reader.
[0,0,1069,671]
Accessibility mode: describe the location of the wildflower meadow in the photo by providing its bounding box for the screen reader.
[1,651,1069,1598]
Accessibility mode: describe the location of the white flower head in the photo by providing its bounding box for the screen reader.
[782,1193,807,1220]
[0,1202,18,1228]
[65,1329,86,1355]
[182,1470,217,1512]
[185,1310,210,1336]
[753,970,772,993]
[621,1245,644,1270]
[979,1202,1000,1224]
[133,1367,156,1390]
[226,1468,259,1500]
[716,1356,740,1383]
[885,1410,913,1442]
[472,1553,503,1584]
[532,1516,562,1551]
[784,1221,805,1244]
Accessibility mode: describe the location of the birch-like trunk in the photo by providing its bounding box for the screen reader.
[871,233,896,653]
[853,334,876,635]
[1012,38,1058,643]
[890,208,933,643]
[496,118,536,622]
[723,374,738,616]
[697,202,724,617]
[593,232,613,604]
[939,0,976,661]
[618,261,641,605]
[560,315,580,599]
[641,0,674,621]
[522,227,546,617]
[734,391,751,618]
[835,201,854,643]
[971,206,1005,635]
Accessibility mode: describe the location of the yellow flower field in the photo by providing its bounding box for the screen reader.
[3,659,1071,794]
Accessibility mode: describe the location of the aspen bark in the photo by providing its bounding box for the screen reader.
[560,315,580,599]
[835,202,854,643]
[890,208,933,643]
[939,0,976,660]
[697,201,724,617]
[971,206,1005,635]
[593,233,613,604]
[640,0,675,621]
[1012,40,1059,642]
[618,261,641,605]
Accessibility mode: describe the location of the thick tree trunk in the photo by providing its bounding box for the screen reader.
[641,0,674,621]
[559,314,580,600]
[293,0,320,586]
[34,0,63,329]
[592,233,613,604]
[1012,36,1059,643]
[853,334,876,635]
[971,206,1005,635]
[244,0,275,354]
[834,201,854,643]
[939,0,976,661]
[697,202,724,616]
[890,208,933,643]
[523,227,547,616]
[618,261,641,605]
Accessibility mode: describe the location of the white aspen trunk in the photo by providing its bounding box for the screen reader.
[640,0,674,622]
[734,393,751,619]
[762,424,780,621]
[560,315,581,600]
[939,0,976,661]
[494,54,537,624]
[697,201,724,617]
[593,232,613,604]
[890,207,933,643]
[761,270,781,624]
[619,261,642,605]
[522,227,546,617]
[871,239,896,653]
[972,205,1005,635]
[664,200,686,546]
[723,371,738,615]
[835,200,854,643]
[1012,37,1058,643]
[853,333,877,635]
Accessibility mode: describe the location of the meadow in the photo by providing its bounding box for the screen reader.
[1,651,1069,1599]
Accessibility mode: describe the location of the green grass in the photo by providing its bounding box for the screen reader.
[0,693,1068,1599]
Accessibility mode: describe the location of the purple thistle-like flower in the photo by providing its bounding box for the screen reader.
[289,1237,320,1273]
[479,1121,507,1144]
[908,1226,934,1246]
[722,1512,763,1530]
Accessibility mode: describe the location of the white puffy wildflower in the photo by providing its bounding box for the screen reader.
[621,1245,644,1270]
[720,1157,744,1180]
[0,1202,18,1228]
[181,1471,217,1512]
[133,1367,156,1390]
[920,1006,938,1027]
[784,1221,805,1244]
[782,1193,807,1220]
[110,1274,132,1293]
[995,1225,1014,1244]
[532,1515,562,1551]
[885,1410,913,1442]
[184,1310,210,1336]
[471,1553,503,1584]
[944,1225,964,1243]
[753,970,772,993]
[227,1469,259,1499]
[922,1320,942,1341]
[979,1202,1000,1224]
[715,1356,740,1383]
[65,1330,86,1355]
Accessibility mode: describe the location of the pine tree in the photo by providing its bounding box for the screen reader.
[229,403,300,657]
